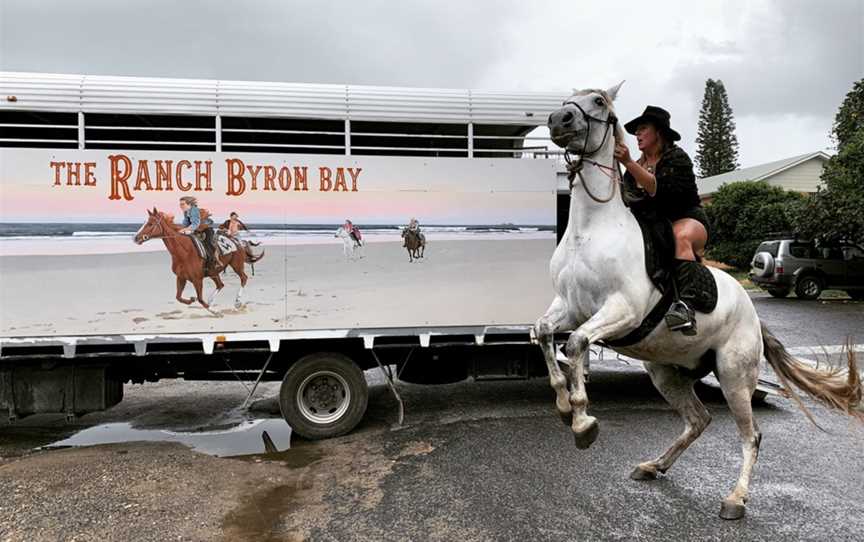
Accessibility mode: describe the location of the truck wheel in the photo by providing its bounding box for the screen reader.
[795,276,822,300]
[279,352,368,440]
[767,287,790,298]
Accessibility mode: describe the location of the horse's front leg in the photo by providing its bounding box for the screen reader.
[534,296,577,426]
[176,276,195,304]
[564,295,639,449]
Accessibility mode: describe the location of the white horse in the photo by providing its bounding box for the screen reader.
[335,227,364,261]
[534,83,863,519]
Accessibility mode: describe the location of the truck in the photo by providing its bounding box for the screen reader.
[0,71,572,439]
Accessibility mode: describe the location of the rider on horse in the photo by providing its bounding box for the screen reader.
[404,217,425,246]
[178,196,217,273]
[343,219,362,244]
[614,106,711,335]
[219,211,249,238]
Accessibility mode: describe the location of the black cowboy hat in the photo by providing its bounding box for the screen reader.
[624,105,681,142]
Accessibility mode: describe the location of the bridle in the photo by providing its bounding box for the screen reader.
[561,100,623,204]
[138,214,182,243]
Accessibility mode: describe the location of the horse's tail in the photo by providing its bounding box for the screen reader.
[761,322,863,425]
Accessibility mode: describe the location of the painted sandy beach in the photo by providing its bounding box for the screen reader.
[0,237,556,337]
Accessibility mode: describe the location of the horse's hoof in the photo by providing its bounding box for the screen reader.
[629,465,658,481]
[572,419,599,450]
[189,297,197,303]
[719,500,746,520]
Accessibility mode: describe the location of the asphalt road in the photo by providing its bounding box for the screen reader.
[1,293,862,541]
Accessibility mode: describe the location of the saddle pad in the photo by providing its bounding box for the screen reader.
[190,235,207,259]
[216,233,238,255]
[688,264,718,314]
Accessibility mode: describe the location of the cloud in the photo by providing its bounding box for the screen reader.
[0,0,520,87]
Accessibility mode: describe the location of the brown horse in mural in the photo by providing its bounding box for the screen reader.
[401,228,425,262]
[134,207,264,312]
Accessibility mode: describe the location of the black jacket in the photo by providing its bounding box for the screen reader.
[624,145,702,221]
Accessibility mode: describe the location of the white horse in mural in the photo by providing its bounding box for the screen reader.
[335,227,364,261]
[534,82,862,519]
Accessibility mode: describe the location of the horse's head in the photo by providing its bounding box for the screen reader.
[134,207,168,244]
[548,82,624,155]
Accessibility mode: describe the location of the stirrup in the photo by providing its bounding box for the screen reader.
[665,301,697,335]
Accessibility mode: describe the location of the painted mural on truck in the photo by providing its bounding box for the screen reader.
[0,149,557,337]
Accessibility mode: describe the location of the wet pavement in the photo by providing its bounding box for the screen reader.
[0,293,862,541]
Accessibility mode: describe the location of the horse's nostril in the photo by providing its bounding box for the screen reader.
[562,111,574,124]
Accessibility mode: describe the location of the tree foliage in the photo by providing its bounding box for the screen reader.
[705,181,805,268]
[795,78,864,245]
[694,79,740,178]
[831,78,864,151]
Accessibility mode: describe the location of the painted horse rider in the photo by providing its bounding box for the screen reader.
[404,217,425,246]
[614,106,712,335]
[219,211,249,238]
[178,196,217,273]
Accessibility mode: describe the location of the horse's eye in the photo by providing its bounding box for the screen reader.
[594,97,605,107]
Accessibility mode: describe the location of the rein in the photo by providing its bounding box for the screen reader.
[561,100,623,204]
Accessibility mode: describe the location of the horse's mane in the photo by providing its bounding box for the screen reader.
[570,88,625,144]
[156,211,183,230]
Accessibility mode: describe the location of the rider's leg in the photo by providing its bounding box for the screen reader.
[666,219,709,333]
[203,228,216,272]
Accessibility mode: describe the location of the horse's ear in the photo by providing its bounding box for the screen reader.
[147,208,154,216]
[606,81,625,101]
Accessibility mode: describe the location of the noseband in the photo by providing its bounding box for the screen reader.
[561,100,622,204]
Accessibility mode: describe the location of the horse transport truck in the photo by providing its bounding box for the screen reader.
[0,71,575,439]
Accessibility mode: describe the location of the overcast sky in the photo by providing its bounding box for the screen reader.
[1,0,861,167]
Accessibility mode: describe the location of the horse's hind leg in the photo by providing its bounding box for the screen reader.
[631,362,711,481]
[534,296,577,427]
[714,343,762,520]
[231,257,249,308]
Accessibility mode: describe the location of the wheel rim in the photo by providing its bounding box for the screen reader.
[296,370,351,424]
[802,279,819,296]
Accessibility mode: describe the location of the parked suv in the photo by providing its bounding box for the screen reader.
[750,238,864,300]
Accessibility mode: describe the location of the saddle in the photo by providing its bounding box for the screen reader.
[602,209,718,348]
[190,231,239,260]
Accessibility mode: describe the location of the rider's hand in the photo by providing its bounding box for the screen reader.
[614,143,632,165]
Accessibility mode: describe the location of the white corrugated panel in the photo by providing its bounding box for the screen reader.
[469,90,564,125]
[218,80,347,119]
[81,74,218,114]
[0,72,82,111]
[1,72,568,124]
[347,86,469,122]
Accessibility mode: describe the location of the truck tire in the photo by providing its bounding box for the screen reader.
[279,352,368,440]
[767,287,791,298]
[795,275,822,300]
[751,252,774,278]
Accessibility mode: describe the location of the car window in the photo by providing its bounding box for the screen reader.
[816,246,844,260]
[843,246,864,260]
[756,241,779,257]
[789,242,813,259]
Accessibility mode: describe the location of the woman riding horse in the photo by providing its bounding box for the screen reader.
[613,106,711,335]
[178,196,217,273]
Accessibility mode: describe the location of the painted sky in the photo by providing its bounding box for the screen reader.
[1,0,860,167]
[0,151,555,224]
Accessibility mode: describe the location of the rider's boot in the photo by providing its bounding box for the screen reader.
[665,259,698,336]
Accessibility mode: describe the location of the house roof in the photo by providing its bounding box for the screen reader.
[697,151,831,196]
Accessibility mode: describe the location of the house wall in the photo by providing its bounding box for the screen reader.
[766,158,825,193]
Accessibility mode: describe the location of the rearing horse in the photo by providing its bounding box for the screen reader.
[534,83,862,519]
[134,208,264,312]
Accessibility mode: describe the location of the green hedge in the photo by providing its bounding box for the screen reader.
[704,181,805,269]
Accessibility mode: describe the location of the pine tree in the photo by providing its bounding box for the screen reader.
[694,79,740,178]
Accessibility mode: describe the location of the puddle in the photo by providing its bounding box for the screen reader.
[44,418,293,457]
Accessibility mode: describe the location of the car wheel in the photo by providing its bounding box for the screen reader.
[279,352,368,440]
[847,290,864,301]
[795,276,822,300]
[767,287,791,298]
